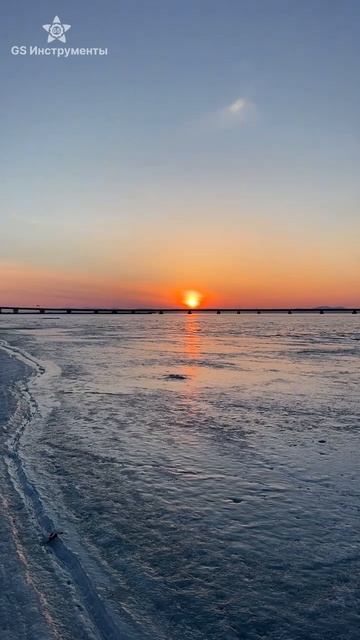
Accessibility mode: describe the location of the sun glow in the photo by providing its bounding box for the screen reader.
[183,290,203,309]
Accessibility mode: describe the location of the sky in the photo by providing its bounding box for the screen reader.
[0,0,359,308]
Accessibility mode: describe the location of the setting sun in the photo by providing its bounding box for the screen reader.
[183,290,203,309]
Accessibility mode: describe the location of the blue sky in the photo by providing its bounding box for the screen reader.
[1,1,359,306]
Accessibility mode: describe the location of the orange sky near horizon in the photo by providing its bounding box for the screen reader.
[1,192,359,309]
[0,259,358,309]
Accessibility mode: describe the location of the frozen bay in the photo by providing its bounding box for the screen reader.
[0,315,359,639]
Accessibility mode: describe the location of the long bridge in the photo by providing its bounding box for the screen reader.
[0,307,358,315]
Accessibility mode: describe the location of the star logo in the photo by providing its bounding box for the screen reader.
[42,16,71,44]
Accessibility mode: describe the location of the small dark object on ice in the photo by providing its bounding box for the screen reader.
[46,530,63,544]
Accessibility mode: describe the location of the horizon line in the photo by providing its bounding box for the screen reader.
[0,306,359,315]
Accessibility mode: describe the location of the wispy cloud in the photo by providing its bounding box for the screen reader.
[219,97,255,126]
[12,215,44,226]
[196,96,256,132]
[227,97,250,115]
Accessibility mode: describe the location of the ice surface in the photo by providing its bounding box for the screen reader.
[0,315,359,639]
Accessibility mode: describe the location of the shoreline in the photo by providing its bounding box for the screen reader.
[0,346,56,639]
[0,340,141,640]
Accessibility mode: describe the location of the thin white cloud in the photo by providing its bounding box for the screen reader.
[221,97,255,125]
[9,213,45,226]
[195,97,256,132]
